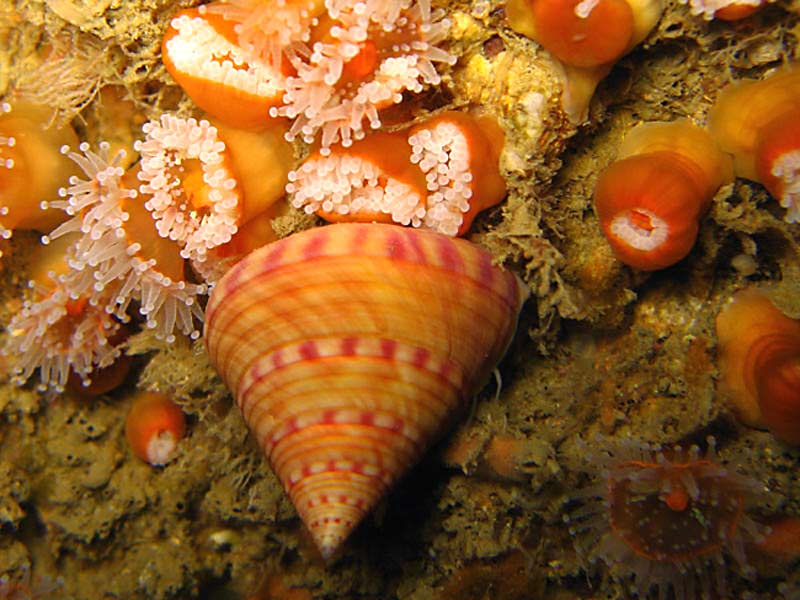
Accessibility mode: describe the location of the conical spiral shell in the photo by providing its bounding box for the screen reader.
[204,223,528,559]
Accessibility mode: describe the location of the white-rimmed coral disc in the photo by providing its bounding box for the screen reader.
[204,222,528,560]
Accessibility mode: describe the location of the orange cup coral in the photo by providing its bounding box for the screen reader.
[708,65,800,223]
[716,288,800,446]
[594,120,733,270]
[567,437,763,600]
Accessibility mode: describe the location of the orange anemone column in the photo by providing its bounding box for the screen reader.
[505,0,664,122]
[716,289,800,446]
[594,120,733,270]
[708,65,800,223]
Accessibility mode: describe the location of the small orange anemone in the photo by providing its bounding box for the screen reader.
[716,289,800,446]
[506,0,635,68]
[125,391,187,466]
[505,0,664,121]
[708,65,800,223]
[594,120,733,270]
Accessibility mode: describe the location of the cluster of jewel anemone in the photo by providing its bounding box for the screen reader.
[1,104,301,392]
[3,138,207,392]
[161,0,508,237]
[592,66,800,272]
[162,0,457,153]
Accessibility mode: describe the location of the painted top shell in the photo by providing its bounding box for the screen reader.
[204,222,528,559]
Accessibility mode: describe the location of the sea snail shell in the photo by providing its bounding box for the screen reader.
[204,223,529,559]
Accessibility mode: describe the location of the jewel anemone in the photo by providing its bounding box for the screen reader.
[2,233,126,392]
[0,99,78,255]
[594,119,733,270]
[716,288,800,446]
[162,6,286,130]
[708,65,800,223]
[287,111,506,236]
[133,114,293,278]
[200,0,326,67]
[504,0,664,122]
[271,0,457,153]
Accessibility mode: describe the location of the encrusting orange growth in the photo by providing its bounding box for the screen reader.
[442,431,555,482]
[0,100,78,252]
[505,0,664,121]
[594,120,733,270]
[162,6,286,130]
[125,392,187,466]
[715,289,800,446]
[708,65,800,223]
